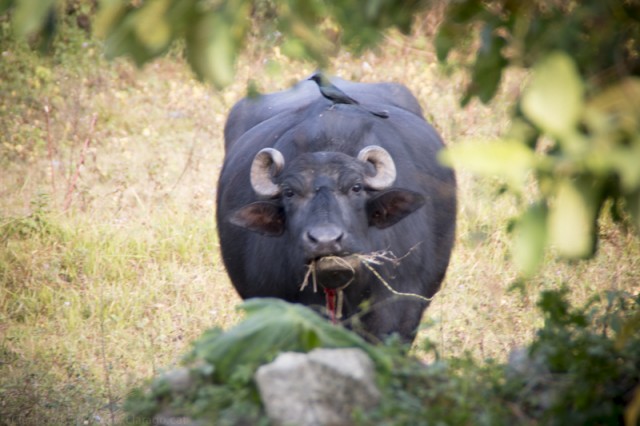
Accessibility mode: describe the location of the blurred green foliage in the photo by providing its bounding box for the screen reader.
[125,292,640,425]
[506,289,640,425]
[2,0,639,271]
[1,0,426,88]
[436,0,640,274]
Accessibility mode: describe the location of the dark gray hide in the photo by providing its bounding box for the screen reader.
[216,77,456,343]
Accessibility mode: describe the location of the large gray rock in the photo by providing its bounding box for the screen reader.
[255,348,381,426]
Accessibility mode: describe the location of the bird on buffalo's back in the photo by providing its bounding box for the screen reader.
[309,72,389,118]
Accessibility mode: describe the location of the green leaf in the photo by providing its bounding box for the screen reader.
[11,0,56,38]
[435,22,457,62]
[537,289,571,325]
[134,0,172,53]
[609,141,640,192]
[521,52,584,138]
[102,13,149,66]
[548,176,602,259]
[464,26,507,105]
[512,203,548,276]
[505,117,539,149]
[438,139,536,190]
[188,298,389,382]
[205,19,235,88]
[284,19,333,63]
[280,38,308,60]
[94,0,128,38]
[0,0,14,15]
[447,0,485,24]
[185,5,248,89]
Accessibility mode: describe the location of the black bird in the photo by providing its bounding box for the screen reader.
[308,72,389,118]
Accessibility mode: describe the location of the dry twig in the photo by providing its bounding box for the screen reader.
[63,114,97,212]
[44,103,56,205]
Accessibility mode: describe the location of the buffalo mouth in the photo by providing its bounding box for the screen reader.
[307,254,361,290]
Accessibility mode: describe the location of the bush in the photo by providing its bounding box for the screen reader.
[124,299,392,425]
[124,290,640,425]
[504,289,640,425]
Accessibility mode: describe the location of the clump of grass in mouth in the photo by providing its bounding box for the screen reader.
[299,248,433,303]
[300,255,359,293]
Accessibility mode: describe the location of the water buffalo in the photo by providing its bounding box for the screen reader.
[216,75,456,343]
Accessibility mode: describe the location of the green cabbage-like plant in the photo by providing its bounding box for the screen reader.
[124,298,393,424]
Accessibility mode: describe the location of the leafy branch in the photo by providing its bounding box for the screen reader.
[4,0,639,275]
[437,1,640,274]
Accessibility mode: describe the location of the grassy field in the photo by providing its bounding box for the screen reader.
[1,20,639,425]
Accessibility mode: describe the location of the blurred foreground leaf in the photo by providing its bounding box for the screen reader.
[548,176,603,259]
[462,24,507,105]
[11,0,56,38]
[436,1,640,275]
[512,203,547,276]
[521,52,584,141]
[133,0,172,52]
[439,139,535,190]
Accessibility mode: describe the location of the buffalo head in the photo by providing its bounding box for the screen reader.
[229,145,425,288]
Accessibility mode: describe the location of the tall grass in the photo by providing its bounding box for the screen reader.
[0,204,240,424]
[1,17,638,425]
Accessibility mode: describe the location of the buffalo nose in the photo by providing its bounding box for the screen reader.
[304,225,344,256]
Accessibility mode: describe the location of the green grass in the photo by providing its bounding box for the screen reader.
[1,18,639,425]
[0,206,240,424]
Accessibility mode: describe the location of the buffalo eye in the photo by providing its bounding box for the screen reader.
[351,183,363,193]
[282,187,295,198]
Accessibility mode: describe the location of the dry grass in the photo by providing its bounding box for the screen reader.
[1,23,638,425]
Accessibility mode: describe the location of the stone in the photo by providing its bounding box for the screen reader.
[255,348,381,426]
[156,367,192,394]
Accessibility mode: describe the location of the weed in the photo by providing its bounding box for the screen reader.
[1,194,58,243]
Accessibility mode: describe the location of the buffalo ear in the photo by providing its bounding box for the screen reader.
[367,189,425,229]
[229,202,285,236]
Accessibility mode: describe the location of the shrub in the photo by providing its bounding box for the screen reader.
[124,290,640,425]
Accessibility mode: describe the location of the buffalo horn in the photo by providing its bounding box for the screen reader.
[250,148,285,197]
[357,145,397,189]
